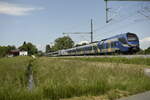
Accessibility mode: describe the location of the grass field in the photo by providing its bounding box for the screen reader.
[59,57,150,66]
[0,56,42,100]
[0,56,150,100]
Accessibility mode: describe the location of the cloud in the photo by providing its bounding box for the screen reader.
[140,37,150,49]
[140,37,150,43]
[0,2,44,16]
[78,41,89,45]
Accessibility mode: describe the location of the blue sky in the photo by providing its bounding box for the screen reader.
[0,0,150,51]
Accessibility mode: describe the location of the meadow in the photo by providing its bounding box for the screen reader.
[0,56,42,100]
[0,56,150,100]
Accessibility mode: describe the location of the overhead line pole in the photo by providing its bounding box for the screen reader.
[63,19,94,43]
[105,0,109,23]
[91,19,93,43]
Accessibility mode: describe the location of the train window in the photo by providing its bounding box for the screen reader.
[115,42,119,46]
[106,43,109,49]
[127,33,138,41]
[93,46,97,50]
[100,45,102,49]
[108,43,111,48]
[101,44,104,49]
[90,47,92,50]
[111,42,115,47]
[105,43,111,48]
[85,47,89,51]
[86,47,88,51]
[86,46,92,51]
[119,38,127,44]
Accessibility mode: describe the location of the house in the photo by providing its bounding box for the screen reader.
[9,50,28,57]
[19,51,28,56]
[9,50,20,57]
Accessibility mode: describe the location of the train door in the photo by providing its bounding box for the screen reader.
[107,41,112,53]
[98,41,104,54]
[93,45,98,54]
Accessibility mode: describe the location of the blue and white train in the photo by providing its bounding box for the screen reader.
[48,32,140,56]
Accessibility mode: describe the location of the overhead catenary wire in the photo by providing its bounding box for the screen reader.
[137,11,150,20]
[94,2,150,40]
[94,11,139,33]
[105,0,150,23]
[63,2,150,44]
[94,2,145,32]
[94,13,144,40]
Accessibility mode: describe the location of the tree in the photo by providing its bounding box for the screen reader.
[144,47,150,54]
[45,44,51,53]
[19,42,38,55]
[7,45,16,51]
[53,36,74,51]
[0,46,8,57]
[37,50,44,57]
[0,45,16,57]
[137,47,150,54]
[75,44,82,47]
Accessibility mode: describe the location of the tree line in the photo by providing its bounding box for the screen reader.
[0,45,16,57]
[45,36,74,53]
[0,42,38,57]
[137,47,150,54]
[0,36,74,57]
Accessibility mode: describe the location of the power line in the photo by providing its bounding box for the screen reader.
[63,19,94,43]
[137,11,150,20]
[94,14,142,40]
[94,2,145,32]
[104,0,150,23]
[94,12,138,32]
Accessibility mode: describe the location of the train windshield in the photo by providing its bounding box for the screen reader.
[127,33,138,42]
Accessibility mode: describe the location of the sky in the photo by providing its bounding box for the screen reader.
[0,0,150,51]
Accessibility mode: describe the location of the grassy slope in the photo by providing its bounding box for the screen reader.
[0,56,150,100]
[0,56,31,86]
[59,57,150,66]
[33,57,150,100]
[0,56,43,100]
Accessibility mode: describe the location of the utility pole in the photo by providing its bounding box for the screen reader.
[63,19,94,43]
[91,19,93,43]
[105,0,109,23]
[105,0,112,23]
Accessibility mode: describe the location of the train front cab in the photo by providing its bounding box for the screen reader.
[112,33,139,54]
[126,33,139,53]
[97,33,139,54]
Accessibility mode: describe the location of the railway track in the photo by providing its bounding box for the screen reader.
[51,55,150,58]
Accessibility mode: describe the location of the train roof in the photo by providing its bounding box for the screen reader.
[102,33,125,41]
[62,42,98,51]
[100,32,136,42]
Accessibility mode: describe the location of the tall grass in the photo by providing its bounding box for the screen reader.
[33,57,150,100]
[0,56,31,86]
[0,57,150,100]
[0,56,43,100]
[60,57,150,66]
